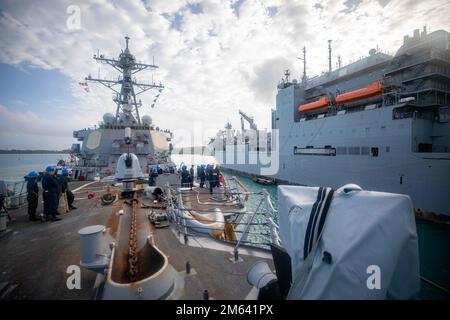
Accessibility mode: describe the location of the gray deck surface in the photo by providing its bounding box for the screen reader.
[0,181,273,300]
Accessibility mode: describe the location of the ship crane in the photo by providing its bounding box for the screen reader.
[239,109,257,132]
[239,109,258,145]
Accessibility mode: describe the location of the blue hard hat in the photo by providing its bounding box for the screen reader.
[26,171,39,178]
[182,165,187,170]
[62,168,70,175]
[45,165,55,172]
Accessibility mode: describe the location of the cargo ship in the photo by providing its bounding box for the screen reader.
[210,27,450,217]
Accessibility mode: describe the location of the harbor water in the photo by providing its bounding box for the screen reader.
[0,154,70,182]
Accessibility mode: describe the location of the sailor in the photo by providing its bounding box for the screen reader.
[219,173,225,186]
[199,165,206,188]
[149,167,158,186]
[41,166,61,222]
[25,171,39,221]
[180,165,190,188]
[55,168,63,213]
[157,165,163,175]
[206,164,212,192]
[61,168,76,210]
[207,164,219,194]
[189,165,195,190]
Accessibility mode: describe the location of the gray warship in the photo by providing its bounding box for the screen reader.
[70,37,173,181]
[210,27,450,217]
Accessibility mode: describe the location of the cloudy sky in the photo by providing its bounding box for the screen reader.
[0,0,449,149]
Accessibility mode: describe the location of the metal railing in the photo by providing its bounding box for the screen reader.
[165,176,281,259]
[0,180,28,209]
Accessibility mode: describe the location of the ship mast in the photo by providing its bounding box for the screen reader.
[297,46,307,86]
[328,39,332,73]
[85,36,164,126]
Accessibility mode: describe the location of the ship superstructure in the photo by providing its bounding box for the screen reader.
[211,28,450,216]
[71,37,173,180]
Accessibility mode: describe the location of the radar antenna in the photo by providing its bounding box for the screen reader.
[296,46,307,85]
[85,36,164,126]
[328,40,332,73]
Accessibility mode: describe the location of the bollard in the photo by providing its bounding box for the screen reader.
[0,212,7,232]
[203,289,209,300]
[234,248,239,262]
[186,261,191,274]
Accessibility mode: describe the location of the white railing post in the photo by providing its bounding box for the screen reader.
[177,189,188,244]
[233,197,264,261]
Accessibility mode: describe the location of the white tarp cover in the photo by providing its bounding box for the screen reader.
[278,184,420,299]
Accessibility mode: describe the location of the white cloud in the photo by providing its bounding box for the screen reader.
[0,104,73,149]
[0,0,449,148]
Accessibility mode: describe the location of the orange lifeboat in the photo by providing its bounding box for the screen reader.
[298,96,330,113]
[336,81,383,104]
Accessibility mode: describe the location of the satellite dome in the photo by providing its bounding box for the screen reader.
[142,115,152,125]
[103,113,115,125]
[369,48,377,56]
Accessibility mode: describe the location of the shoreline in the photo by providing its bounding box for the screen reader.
[0,150,70,154]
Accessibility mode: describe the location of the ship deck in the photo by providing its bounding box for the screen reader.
[0,181,273,300]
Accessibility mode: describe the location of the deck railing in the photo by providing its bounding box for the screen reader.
[166,177,281,260]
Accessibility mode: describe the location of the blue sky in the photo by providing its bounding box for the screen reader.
[0,63,75,113]
[0,0,449,149]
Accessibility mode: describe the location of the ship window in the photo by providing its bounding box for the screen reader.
[418,143,432,152]
[361,147,370,155]
[386,146,390,152]
[371,147,379,157]
[294,147,336,156]
[348,147,360,155]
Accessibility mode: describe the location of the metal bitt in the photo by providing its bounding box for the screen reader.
[203,290,209,300]
[186,261,191,274]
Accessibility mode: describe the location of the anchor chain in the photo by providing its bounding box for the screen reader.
[128,197,139,281]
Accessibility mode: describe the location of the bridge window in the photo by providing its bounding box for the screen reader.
[294,147,336,156]
[348,147,361,155]
[418,143,432,152]
[371,147,379,157]
[361,147,370,155]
